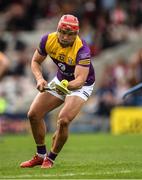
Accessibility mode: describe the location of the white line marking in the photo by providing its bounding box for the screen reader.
[1,169,142,179]
[0,172,92,179]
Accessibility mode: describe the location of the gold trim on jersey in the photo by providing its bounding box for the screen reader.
[78,59,90,65]
[45,32,83,66]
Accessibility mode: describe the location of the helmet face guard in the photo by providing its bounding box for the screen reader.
[57,14,79,34]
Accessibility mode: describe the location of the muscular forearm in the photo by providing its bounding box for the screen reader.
[67,65,89,90]
[0,64,8,78]
[31,50,46,81]
[0,52,9,78]
[31,61,43,81]
[31,60,48,92]
[68,77,85,90]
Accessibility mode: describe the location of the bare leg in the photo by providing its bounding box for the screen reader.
[28,92,63,145]
[52,131,57,148]
[51,96,85,153]
[20,92,64,168]
[29,118,46,145]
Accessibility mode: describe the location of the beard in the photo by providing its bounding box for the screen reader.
[59,40,74,47]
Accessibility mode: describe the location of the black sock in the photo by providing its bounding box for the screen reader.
[48,151,57,161]
[37,145,46,155]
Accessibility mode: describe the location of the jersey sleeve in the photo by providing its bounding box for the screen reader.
[37,34,48,56]
[76,40,91,67]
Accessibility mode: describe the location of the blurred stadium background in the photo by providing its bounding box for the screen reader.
[0,0,142,135]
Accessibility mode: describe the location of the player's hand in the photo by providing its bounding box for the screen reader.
[55,80,71,95]
[36,78,48,92]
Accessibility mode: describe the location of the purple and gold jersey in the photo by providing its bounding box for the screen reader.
[38,32,95,85]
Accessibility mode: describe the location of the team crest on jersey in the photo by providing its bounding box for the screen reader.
[58,63,66,71]
[58,53,65,62]
[68,57,74,65]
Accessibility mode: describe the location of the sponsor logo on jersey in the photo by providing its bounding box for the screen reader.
[58,63,66,71]
[58,53,65,62]
[68,57,74,65]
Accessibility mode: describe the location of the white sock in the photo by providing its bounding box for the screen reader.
[37,153,46,158]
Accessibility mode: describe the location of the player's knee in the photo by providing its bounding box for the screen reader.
[58,113,71,127]
[60,119,69,127]
[27,110,38,122]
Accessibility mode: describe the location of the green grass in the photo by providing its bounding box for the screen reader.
[0,133,142,179]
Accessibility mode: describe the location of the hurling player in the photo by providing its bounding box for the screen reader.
[20,14,95,168]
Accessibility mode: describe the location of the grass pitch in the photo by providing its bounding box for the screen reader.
[0,133,142,179]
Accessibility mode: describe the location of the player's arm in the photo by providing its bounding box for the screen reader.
[0,52,10,79]
[67,40,91,90]
[31,49,47,92]
[68,63,89,90]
